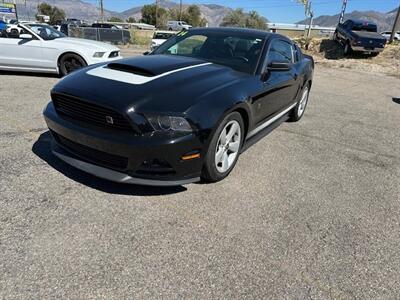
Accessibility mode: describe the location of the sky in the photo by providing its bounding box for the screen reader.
[85,0,399,23]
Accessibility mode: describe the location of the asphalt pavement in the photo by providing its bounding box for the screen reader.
[0,65,399,299]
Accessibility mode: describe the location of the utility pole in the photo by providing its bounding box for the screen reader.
[179,0,182,21]
[99,0,104,22]
[297,1,313,38]
[306,1,313,38]
[155,0,158,29]
[338,0,348,24]
[389,5,400,44]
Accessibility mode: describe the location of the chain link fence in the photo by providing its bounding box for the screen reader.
[68,26,131,45]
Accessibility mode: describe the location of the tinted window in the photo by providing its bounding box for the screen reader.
[153,32,265,74]
[268,40,293,64]
[352,23,377,32]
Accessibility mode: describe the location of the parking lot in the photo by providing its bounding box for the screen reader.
[0,63,399,298]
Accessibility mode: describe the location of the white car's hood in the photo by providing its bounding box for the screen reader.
[49,37,119,52]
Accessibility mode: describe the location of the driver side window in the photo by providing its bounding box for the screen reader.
[267,40,293,64]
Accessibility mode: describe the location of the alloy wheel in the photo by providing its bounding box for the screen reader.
[215,120,241,173]
[64,58,83,74]
[298,86,309,117]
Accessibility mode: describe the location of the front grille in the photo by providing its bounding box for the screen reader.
[52,93,132,131]
[109,51,120,58]
[53,132,128,170]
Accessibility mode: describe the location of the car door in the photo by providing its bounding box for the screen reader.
[0,26,44,70]
[252,39,300,124]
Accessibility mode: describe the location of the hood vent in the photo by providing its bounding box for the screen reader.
[107,63,156,77]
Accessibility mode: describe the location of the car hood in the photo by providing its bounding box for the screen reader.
[49,37,119,51]
[53,55,250,113]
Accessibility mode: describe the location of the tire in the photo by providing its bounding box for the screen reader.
[288,83,311,122]
[370,52,379,57]
[201,112,244,183]
[343,41,352,56]
[59,53,87,76]
[168,28,173,31]
[333,31,338,42]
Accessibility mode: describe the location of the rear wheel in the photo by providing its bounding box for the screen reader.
[288,83,310,122]
[59,53,87,76]
[202,112,244,182]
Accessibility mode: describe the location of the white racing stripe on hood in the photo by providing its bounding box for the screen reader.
[86,62,212,85]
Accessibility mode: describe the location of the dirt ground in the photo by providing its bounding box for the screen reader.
[297,38,400,78]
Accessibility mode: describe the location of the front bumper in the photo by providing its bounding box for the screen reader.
[43,102,204,186]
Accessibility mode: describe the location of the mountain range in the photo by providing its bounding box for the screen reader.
[298,8,398,31]
[8,0,398,31]
[12,0,233,26]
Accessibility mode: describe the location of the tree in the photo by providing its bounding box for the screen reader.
[184,5,207,27]
[245,11,268,30]
[168,5,207,27]
[108,16,123,22]
[141,4,168,29]
[36,2,65,25]
[126,17,136,23]
[221,8,268,30]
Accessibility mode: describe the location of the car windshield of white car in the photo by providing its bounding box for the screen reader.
[152,32,265,74]
[26,24,66,40]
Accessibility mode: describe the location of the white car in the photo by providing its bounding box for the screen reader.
[167,21,192,31]
[151,30,177,50]
[380,31,400,41]
[0,23,122,76]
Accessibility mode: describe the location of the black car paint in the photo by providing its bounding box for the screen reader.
[43,28,314,184]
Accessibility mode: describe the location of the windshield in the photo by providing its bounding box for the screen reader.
[152,31,265,74]
[26,24,66,40]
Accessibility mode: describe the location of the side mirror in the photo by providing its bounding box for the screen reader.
[143,51,150,55]
[19,34,33,39]
[267,61,291,72]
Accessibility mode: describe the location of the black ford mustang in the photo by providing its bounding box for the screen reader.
[43,27,314,186]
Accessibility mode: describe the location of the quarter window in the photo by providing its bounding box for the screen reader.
[268,40,293,64]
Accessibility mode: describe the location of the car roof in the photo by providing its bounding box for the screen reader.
[188,27,282,40]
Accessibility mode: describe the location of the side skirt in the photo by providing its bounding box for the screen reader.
[241,102,296,153]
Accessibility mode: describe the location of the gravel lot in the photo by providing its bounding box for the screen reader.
[0,63,399,299]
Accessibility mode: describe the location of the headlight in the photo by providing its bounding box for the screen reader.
[146,115,193,132]
[93,52,105,58]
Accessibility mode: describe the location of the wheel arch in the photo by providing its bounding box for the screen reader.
[233,106,250,138]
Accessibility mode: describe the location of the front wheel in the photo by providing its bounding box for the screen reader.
[59,53,87,76]
[202,112,244,182]
[288,84,310,122]
[343,41,352,56]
